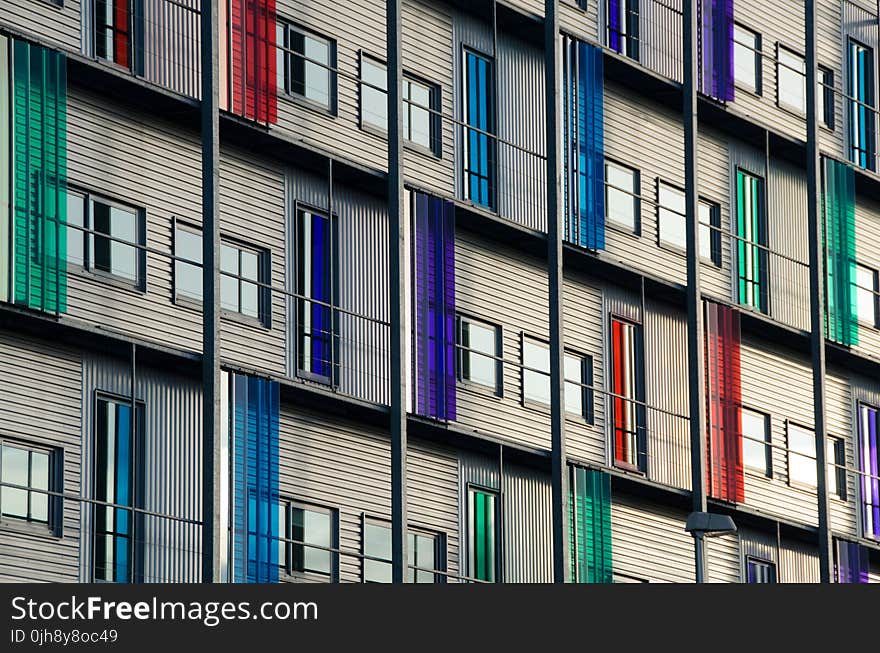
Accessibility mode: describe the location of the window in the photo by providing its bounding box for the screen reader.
[746,557,776,583]
[521,336,593,422]
[362,519,444,583]
[847,39,876,171]
[788,422,816,488]
[95,0,131,69]
[220,242,267,323]
[827,436,846,500]
[462,49,496,210]
[457,316,501,394]
[358,54,440,155]
[777,45,805,114]
[855,264,879,327]
[700,199,722,266]
[734,25,761,94]
[278,501,335,579]
[606,0,639,61]
[657,181,685,250]
[467,487,497,582]
[606,161,639,234]
[67,190,145,289]
[742,408,771,477]
[294,207,337,383]
[734,169,768,313]
[819,66,835,130]
[0,440,58,534]
[93,396,144,583]
[173,223,202,303]
[857,403,879,539]
[609,317,645,472]
[277,23,335,111]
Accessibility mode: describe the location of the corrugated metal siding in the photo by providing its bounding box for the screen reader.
[141,0,201,98]
[454,229,551,451]
[644,299,691,490]
[285,168,390,405]
[611,494,695,582]
[563,272,606,466]
[0,0,82,53]
[826,367,859,539]
[0,330,82,582]
[778,538,820,582]
[740,335,818,526]
[80,352,203,583]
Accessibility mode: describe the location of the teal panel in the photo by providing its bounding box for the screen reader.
[823,157,858,346]
[569,467,613,583]
[0,35,9,304]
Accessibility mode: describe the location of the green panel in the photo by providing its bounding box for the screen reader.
[470,489,496,582]
[569,468,612,583]
[822,157,858,346]
[735,169,766,312]
[0,35,9,304]
[12,39,67,313]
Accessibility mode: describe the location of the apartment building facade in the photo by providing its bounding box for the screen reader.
[0,0,879,583]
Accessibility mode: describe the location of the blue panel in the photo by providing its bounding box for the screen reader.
[464,51,494,210]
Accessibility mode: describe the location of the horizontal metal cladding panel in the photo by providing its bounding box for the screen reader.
[64,84,203,352]
[0,0,82,52]
[278,406,461,583]
[706,533,740,583]
[563,273,606,466]
[644,299,691,491]
[558,1,600,45]
[851,196,880,362]
[778,537,820,582]
[727,0,806,143]
[401,0,456,198]
[502,0,544,19]
[285,168,390,405]
[611,493,695,582]
[453,230,551,451]
[739,335,818,527]
[767,158,810,331]
[816,0,845,162]
[501,462,553,582]
[80,353,203,583]
[0,330,82,582]
[217,145,287,377]
[496,32,547,232]
[825,368,859,538]
[698,126,734,301]
[602,81,688,286]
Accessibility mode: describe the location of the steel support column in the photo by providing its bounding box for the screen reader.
[545,0,569,583]
[386,0,409,584]
[805,0,834,583]
[683,0,708,583]
[201,0,222,584]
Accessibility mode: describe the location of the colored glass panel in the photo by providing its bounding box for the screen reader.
[735,169,767,313]
[836,539,869,583]
[610,317,644,470]
[822,156,859,346]
[224,0,278,123]
[847,40,875,171]
[858,403,880,539]
[468,488,496,582]
[569,467,613,583]
[463,50,494,210]
[699,0,735,101]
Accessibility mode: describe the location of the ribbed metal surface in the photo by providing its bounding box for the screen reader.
[0,330,82,582]
[778,537,820,582]
[80,353,203,582]
[706,532,741,582]
[141,0,201,99]
[825,368,859,538]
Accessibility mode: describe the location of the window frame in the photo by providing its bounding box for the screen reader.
[359,514,446,584]
[461,46,497,211]
[655,178,686,254]
[605,158,641,236]
[293,202,340,386]
[279,498,338,582]
[456,313,503,398]
[699,197,722,267]
[277,20,337,115]
[67,187,147,292]
[519,333,594,424]
[466,483,499,583]
[741,406,772,478]
[775,43,806,117]
[827,435,847,502]
[745,556,777,583]
[733,23,762,96]
[854,263,879,329]
[608,314,646,474]
[0,437,62,538]
[93,0,133,71]
[846,37,876,172]
[819,65,835,131]
[733,167,770,315]
[786,420,818,490]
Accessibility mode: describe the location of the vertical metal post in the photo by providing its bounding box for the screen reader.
[201,0,222,584]
[387,0,409,584]
[545,0,569,584]
[683,0,708,583]
[805,0,833,583]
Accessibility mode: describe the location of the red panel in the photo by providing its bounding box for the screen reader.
[226,0,277,123]
[114,0,130,69]
[704,302,744,503]
[612,319,626,464]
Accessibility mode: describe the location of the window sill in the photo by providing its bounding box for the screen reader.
[280,569,334,583]
[520,396,592,425]
[221,309,271,331]
[606,220,640,238]
[0,520,61,541]
[776,101,807,121]
[71,266,145,295]
[358,122,442,159]
[278,92,336,119]
[733,84,763,100]
[612,461,645,476]
[457,378,502,401]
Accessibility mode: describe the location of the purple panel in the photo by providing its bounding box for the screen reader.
[869,408,879,537]
[413,192,456,421]
[700,0,735,101]
[836,540,869,584]
[608,0,621,53]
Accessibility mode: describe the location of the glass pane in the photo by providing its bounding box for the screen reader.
[856,266,877,325]
[564,353,583,416]
[278,503,287,569]
[92,200,138,282]
[734,27,757,91]
[220,245,238,312]
[66,192,85,267]
[29,451,49,523]
[742,409,768,473]
[304,509,331,575]
[407,79,432,149]
[789,425,816,486]
[1,445,28,518]
[826,439,840,497]
[361,58,387,129]
[175,228,203,301]
[364,522,392,583]
[304,35,330,106]
[462,320,496,388]
[778,48,805,113]
[413,532,436,583]
[606,164,636,230]
[699,201,714,261]
[658,184,686,249]
[522,339,550,405]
